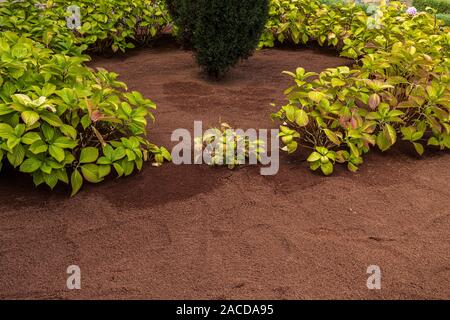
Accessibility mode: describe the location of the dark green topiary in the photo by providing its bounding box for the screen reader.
[413,0,450,14]
[194,0,269,77]
[166,0,269,77]
[436,13,450,26]
[165,0,199,48]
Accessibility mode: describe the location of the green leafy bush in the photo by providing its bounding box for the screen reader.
[259,0,321,47]
[0,0,86,56]
[259,0,449,53]
[259,0,373,49]
[413,0,450,14]
[57,0,171,53]
[165,0,198,48]
[0,32,170,195]
[0,0,171,55]
[339,2,447,59]
[436,13,450,26]
[319,0,370,12]
[167,0,269,77]
[272,1,450,175]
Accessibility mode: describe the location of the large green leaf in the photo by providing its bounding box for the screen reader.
[7,144,25,168]
[49,145,65,162]
[29,141,48,154]
[308,91,324,104]
[21,110,40,126]
[71,169,83,197]
[81,164,103,183]
[321,161,334,176]
[21,132,41,145]
[376,132,390,152]
[53,137,77,149]
[98,164,111,178]
[413,142,424,156]
[384,124,397,145]
[20,157,42,173]
[79,147,99,164]
[331,78,346,87]
[307,152,321,162]
[41,112,63,127]
[0,123,14,139]
[44,173,59,189]
[60,124,77,140]
[295,109,309,127]
[323,129,341,146]
[284,104,296,122]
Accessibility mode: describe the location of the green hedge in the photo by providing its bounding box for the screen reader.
[437,13,450,25]
[413,0,450,14]
[272,1,450,175]
[319,0,369,11]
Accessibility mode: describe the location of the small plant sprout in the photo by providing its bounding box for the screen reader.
[195,123,266,169]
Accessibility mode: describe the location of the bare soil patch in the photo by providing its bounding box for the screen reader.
[1,43,449,299]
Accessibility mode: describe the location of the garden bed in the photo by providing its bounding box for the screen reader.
[0,44,449,299]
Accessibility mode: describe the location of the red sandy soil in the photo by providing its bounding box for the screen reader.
[0,43,449,299]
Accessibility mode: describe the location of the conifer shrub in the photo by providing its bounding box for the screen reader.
[166,0,269,77]
[165,0,198,48]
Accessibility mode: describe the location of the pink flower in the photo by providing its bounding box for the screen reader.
[91,110,105,122]
[406,7,417,16]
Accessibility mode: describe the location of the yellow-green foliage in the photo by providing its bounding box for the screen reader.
[272,1,450,174]
[0,32,170,195]
[0,0,171,55]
